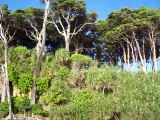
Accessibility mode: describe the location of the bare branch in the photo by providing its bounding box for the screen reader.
[58,17,66,35]
[29,21,40,35]
[8,30,16,42]
[25,29,38,41]
[71,22,94,36]
[48,21,64,36]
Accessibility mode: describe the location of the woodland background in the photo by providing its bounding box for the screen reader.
[0,0,160,120]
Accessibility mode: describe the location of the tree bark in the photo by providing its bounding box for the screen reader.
[30,1,50,105]
[1,84,6,102]
[4,43,13,119]
[135,38,146,73]
[148,24,157,73]
[127,43,130,71]
[152,41,157,73]
[65,38,70,52]
[0,63,6,102]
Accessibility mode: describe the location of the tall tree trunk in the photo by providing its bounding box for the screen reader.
[130,43,135,71]
[1,63,6,102]
[1,84,6,102]
[127,43,130,71]
[65,38,70,52]
[30,54,41,104]
[148,25,157,73]
[135,39,146,73]
[114,46,118,66]
[30,1,49,105]
[121,53,124,71]
[152,41,157,73]
[120,43,126,71]
[4,43,13,119]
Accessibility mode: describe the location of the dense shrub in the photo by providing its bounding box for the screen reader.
[41,80,71,105]
[49,89,116,120]
[17,74,33,93]
[55,48,69,65]
[35,77,50,94]
[31,104,49,116]
[0,102,9,118]
[48,66,160,120]
[12,96,30,113]
[118,72,160,120]
[4,46,160,120]
[69,54,93,64]
[56,66,70,80]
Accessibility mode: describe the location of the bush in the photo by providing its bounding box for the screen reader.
[0,102,9,118]
[17,74,33,93]
[56,66,70,80]
[86,65,118,95]
[31,104,49,117]
[49,89,116,120]
[31,104,42,115]
[41,80,71,105]
[118,72,160,120]
[69,54,93,65]
[49,67,160,120]
[12,96,30,113]
[35,77,50,94]
[55,48,69,65]
[87,65,118,85]
[12,96,49,116]
[9,46,31,64]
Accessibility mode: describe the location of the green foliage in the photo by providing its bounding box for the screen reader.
[49,89,116,120]
[69,54,93,64]
[31,104,42,115]
[31,104,49,116]
[41,80,71,105]
[8,65,33,94]
[56,66,70,80]
[17,74,33,93]
[52,0,86,15]
[9,46,31,64]
[12,96,30,113]
[0,102,9,118]
[55,48,69,65]
[35,77,50,94]
[86,65,118,85]
[1,5,160,120]
[11,96,49,116]
[48,65,160,120]
[118,72,160,119]
[8,64,19,84]
[8,46,34,93]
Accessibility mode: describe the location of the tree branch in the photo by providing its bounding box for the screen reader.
[71,22,93,37]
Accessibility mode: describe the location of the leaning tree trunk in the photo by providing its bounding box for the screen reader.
[135,38,146,73]
[30,1,49,105]
[4,43,13,119]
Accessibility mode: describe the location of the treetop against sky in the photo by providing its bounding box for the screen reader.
[0,0,160,19]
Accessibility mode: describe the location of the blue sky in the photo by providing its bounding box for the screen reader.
[86,0,160,19]
[0,0,160,19]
